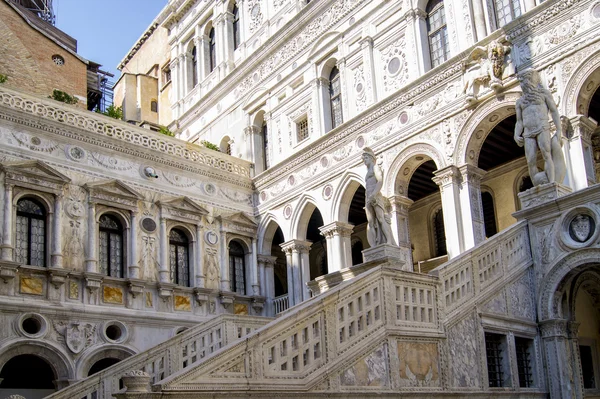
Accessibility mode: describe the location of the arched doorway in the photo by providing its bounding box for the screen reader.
[0,354,56,398]
[348,186,368,265]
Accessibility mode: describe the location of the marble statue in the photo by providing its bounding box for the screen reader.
[463,39,511,103]
[514,69,566,186]
[362,147,396,247]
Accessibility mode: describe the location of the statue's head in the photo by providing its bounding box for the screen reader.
[518,69,541,93]
[362,147,376,165]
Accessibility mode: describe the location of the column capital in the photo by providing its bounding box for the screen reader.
[539,319,569,338]
[244,125,261,136]
[458,164,486,183]
[318,221,354,238]
[432,165,461,187]
[389,195,414,211]
[314,77,329,88]
[280,239,312,254]
[257,254,277,266]
[360,36,374,49]
[569,114,597,142]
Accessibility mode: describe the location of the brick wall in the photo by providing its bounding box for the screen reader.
[0,1,87,106]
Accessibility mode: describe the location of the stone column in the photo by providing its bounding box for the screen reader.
[158,216,170,283]
[313,76,329,136]
[223,11,235,74]
[199,35,209,80]
[50,194,63,268]
[470,0,487,42]
[280,240,312,305]
[432,166,463,259]
[540,319,584,399]
[193,36,203,86]
[281,242,295,306]
[215,14,226,79]
[129,211,139,279]
[389,195,414,269]
[1,183,13,261]
[337,57,350,121]
[296,240,312,302]
[360,37,377,106]
[220,230,230,291]
[258,255,277,315]
[458,165,486,250]
[567,115,597,190]
[195,224,204,287]
[85,201,97,272]
[244,125,262,174]
[181,53,189,96]
[319,222,354,273]
[251,238,260,295]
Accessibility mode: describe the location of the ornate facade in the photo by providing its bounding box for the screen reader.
[1,0,600,398]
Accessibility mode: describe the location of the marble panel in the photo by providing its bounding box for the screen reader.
[103,286,124,304]
[175,295,192,311]
[340,345,389,387]
[20,277,43,295]
[397,341,440,387]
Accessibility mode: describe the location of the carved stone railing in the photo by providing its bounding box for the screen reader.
[429,220,532,317]
[0,85,251,178]
[273,294,289,314]
[149,264,442,392]
[44,314,270,399]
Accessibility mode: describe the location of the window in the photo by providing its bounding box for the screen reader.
[191,46,198,87]
[162,65,172,85]
[494,0,521,27]
[426,0,449,68]
[433,208,447,257]
[515,337,534,388]
[169,229,190,287]
[15,198,46,267]
[580,345,596,389]
[262,120,270,170]
[481,191,498,238]
[485,332,508,387]
[233,3,240,50]
[99,214,124,278]
[329,66,343,129]
[209,27,216,73]
[52,54,64,66]
[229,241,246,295]
[296,117,309,142]
[150,100,158,113]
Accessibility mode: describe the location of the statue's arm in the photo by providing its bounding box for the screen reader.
[514,101,524,147]
[374,166,384,195]
[546,92,562,139]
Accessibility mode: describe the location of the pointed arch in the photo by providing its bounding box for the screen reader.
[563,48,600,116]
[454,91,521,166]
[385,142,446,196]
[291,194,320,241]
[258,214,285,255]
[331,171,365,222]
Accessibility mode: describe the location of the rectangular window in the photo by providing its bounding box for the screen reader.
[162,66,172,85]
[485,332,509,387]
[580,345,596,389]
[515,337,534,388]
[296,117,309,142]
[494,0,521,27]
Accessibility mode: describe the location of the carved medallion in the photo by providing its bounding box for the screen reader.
[569,214,595,243]
[283,204,292,219]
[205,230,218,246]
[322,184,333,200]
[66,322,95,354]
[141,217,157,233]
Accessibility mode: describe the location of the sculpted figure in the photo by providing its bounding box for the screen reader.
[463,39,511,103]
[362,147,396,247]
[514,69,566,186]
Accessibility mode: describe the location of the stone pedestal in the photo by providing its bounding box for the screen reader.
[517,182,572,210]
[361,244,407,267]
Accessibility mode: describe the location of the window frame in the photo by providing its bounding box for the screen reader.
[232,2,241,51]
[169,228,191,287]
[209,27,217,73]
[98,213,125,278]
[15,197,47,267]
[426,0,450,68]
[228,240,247,295]
[329,66,343,129]
[296,116,310,144]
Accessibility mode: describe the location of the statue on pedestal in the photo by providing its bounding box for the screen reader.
[514,69,566,186]
[362,147,396,247]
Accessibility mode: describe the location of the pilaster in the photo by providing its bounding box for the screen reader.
[458,164,486,250]
[432,165,463,259]
[389,195,414,269]
[1,183,14,261]
[567,115,597,190]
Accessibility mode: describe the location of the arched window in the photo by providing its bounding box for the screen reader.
[232,3,240,50]
[229,241,246,295]
[433,208,447,257]
[209,27,216,73]
[262,120,269,170]
[150,100,158,113]
[15,198,46,266]
[426,0,449,68]
[169,229,190,287]
[99,214,124,278]
[329,66,343,129]
[493,0,521,27]
[191,46,198,87]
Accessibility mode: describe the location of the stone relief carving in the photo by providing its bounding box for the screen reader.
[397,341,440,387]
[569,214,595,243]
[204,248,220,290]
[90,152,135,171]
[508,272,536,320]
[353,65,367,113]
[162,171,196,187]
[462,39,511,104]
[480,290,508,314]
[362,148,396,246]
[219,188,253,206]
[381,37,408,95]
[10,131,60,153]
[53,321,96,354]
[141,235,160,282]
[340,344,389,387]
[514,69,566,186]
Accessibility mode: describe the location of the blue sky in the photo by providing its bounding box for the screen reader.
[55,0,167,80]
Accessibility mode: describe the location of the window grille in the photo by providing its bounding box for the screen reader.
[515,337,534,388]
[329,66,343,129]
[169,229,190,286]
[494,0,521,27]
[485,333,505,387]
[15,198,46,267]
[99,214,124,278]
[229,241,246,295]
[296,118,309,142]
[426,0,449,68]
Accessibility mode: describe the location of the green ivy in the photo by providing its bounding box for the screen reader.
[0,74,7,84]
[96,105,123,120]
[201,140,220,151]
[159,126,175,137]
[49,89,78,105]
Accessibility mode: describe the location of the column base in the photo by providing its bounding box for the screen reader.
[0,259,20,283]
[518,182,572,210]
